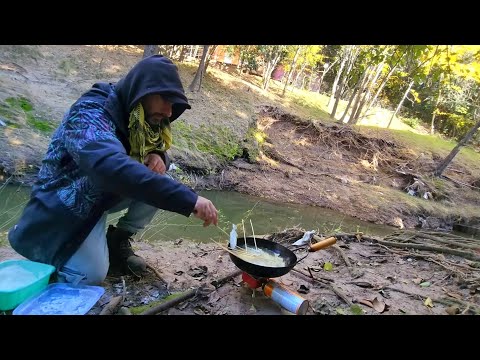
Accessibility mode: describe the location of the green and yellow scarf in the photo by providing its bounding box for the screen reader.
[128,103,172,163]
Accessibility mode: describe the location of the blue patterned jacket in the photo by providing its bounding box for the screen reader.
[8,56,198,269]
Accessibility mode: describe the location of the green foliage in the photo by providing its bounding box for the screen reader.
[5,97,33,112]
[173,120,241,162]
[2,96,55,133]
[350,304,364,315]
[26,114,55,132]
[402,116,420,129]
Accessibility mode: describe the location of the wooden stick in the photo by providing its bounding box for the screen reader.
[242,219,248,252]
[146,263,167,284]
[250,219,258,250]
[211,269,243,288]
[140,289,197,316]
[291,268,334,283]
[140,270,242,315]
[332,244,359,277]
[99,296,123,315]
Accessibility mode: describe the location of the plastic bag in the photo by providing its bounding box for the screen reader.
[229,224,238,249]
[292,230,315,246]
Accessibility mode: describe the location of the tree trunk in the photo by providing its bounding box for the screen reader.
[434,114,480,176]
[294,61,307,88]
[318,57,340,95]
[179,45,187,62]
[204,45,218,73]
[188,45,210,92]
[339,79,363,124]
[167,45,175,58]
[328,52,348,109]
[387,80,414,128]
[330,48,356,119]
[193,45,200,59]
[352,62,385,122]
[308,71,317,91]
[363,63,398,117]
[262,49,282,91]
[143,45,159,58]
[348,68,372,125]
[346,66,371,125]
[431,74,444,135]
[282,46,301,96]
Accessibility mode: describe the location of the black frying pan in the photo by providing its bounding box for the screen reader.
[228,237,301,278]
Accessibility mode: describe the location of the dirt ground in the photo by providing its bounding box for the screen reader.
[2,229,478,316]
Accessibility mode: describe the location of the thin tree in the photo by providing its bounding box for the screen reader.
[434,109,480,176]
[188,45,210,92]
[143,45,159,58]
[346,66,373,125]
[351,61,385,123]
[430,73,444,134]
[387,79,414,128]
[178,45,188,62]
[331,46,357,119]
[282,46,301,96]
[204,45,218,73]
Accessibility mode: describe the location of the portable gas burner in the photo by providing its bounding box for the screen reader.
[227,236,310,315]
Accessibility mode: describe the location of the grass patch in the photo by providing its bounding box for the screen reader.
[173,120,241,162]
[5,97,33,112]
[282,88,332,121]
[0,233,8,247]
[26,113,55,132]
[1,96,55,133]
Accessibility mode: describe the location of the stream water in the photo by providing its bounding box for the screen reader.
[0,184,396,245]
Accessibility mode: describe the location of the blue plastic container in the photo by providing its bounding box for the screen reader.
[13,283,105,315]
[0,259,56,311]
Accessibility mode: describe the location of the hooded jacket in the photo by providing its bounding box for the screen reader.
[8,55,198,269]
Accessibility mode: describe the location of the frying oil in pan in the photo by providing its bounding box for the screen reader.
[231,247,286,267]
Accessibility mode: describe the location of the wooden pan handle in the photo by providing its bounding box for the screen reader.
[309,236,336,252]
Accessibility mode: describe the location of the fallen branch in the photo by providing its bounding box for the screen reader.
[140,270,242,315]
[99,296,123,315]
[389,232,480,251]
[384,286,480,314]
[291,268,334,283]
[211,269,242,288]
[290,268,352,306]
[332,244,363,278]
[372,238,480,262]
[147,263,167,284]
[441,175,480,191]
[330,284,353,307]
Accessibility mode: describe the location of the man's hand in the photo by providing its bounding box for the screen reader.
[193,196,218,227]
[144,153,166,174]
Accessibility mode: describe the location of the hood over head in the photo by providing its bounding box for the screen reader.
[108,55,191,126]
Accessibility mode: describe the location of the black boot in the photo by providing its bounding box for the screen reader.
[107,225,147,276]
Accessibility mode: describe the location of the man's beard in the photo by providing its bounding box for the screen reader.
[146,116,165,130]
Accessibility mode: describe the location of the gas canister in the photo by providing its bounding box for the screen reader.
[262,279,309,315]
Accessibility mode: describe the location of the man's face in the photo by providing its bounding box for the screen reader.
[141,94,173,127]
